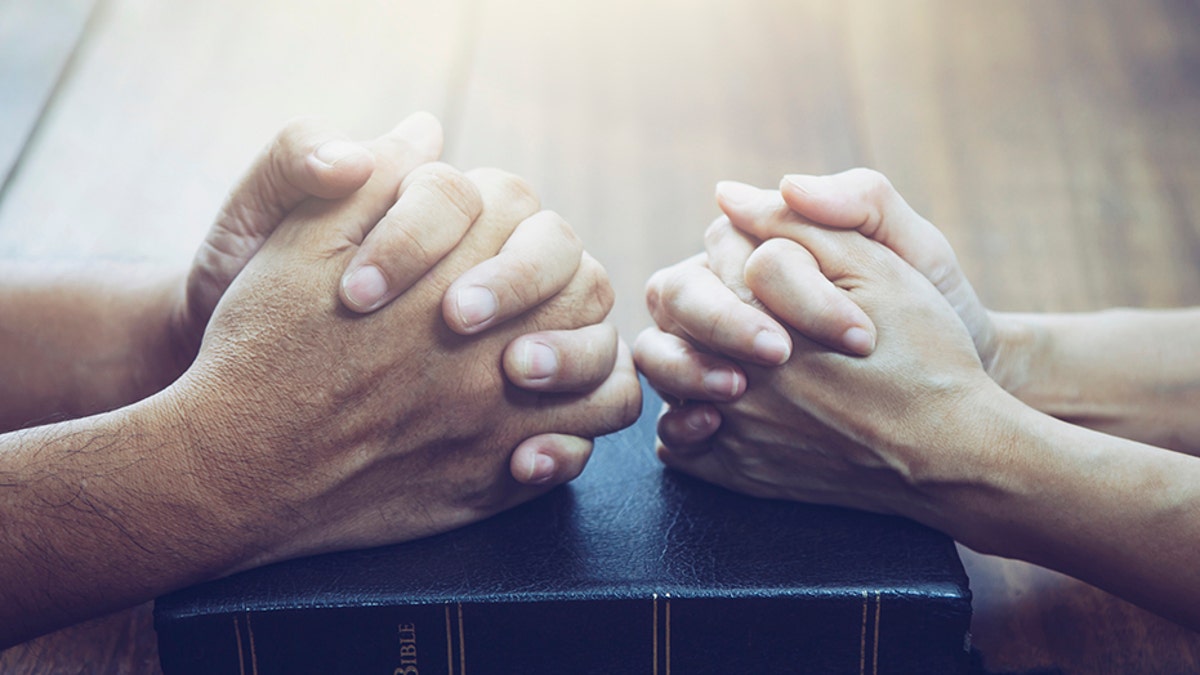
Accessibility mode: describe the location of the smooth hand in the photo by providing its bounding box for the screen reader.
[642,219,998,518]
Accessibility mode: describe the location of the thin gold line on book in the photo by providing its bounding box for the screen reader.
[872,591,881,675]
[247,612,260,675]
[458,602,466,675]
[445,604,454,675]
[859,590,869,675]
[665,593,671,675]
[652,593,658,675]
[233,616,246,675]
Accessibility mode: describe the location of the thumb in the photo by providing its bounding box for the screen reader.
[182,120,376,341]
[713,182,877,356]
[777,169,955,289]
[778,169,997,361]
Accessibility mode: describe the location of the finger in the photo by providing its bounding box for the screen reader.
[645,255,792,366]
[632,328,745,402]
[714,181,877,355]
[509,434,594,486]
[703,215,760,303]
[459,167,543,252]
[444,210,583,334]
[656,402,722,451]
[777,169,954,282]
[528,339,642,440]
[778,169,993,352]
[334,112,445,244]
[743,237,882,354]
[504,323,618,393]
[222,117,375,227]
[189,119,381,327]
[498,251,615,334]
[340,162,482,312]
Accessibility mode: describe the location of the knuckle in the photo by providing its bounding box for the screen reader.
[579,254,615,316]
[539,210,583,251]
[613,373,644,429]
[277,116,324,147]
[851,167,893,193]
[410,163,482,221]
[644,269,669,315]
[497,256,546,308]
[703,216,733,248]
[468,168,541,210]
[851,167,896,214]
[744,241,786,283]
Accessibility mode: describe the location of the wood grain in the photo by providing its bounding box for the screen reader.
[0,0,96,190]
[0,0,469,263]
[1,0,1199,672]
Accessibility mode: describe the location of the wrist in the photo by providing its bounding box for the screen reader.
[896,378,1042,553]
[979,311,1040,395]
[146,374,291,576]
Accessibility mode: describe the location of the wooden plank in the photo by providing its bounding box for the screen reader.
[0,0,96,192]
[0,0,469,266]
[447,0,865,338]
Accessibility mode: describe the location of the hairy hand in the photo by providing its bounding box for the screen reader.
[168,162,641,568]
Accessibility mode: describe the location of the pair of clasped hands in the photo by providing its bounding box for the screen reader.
[177,112,996,565]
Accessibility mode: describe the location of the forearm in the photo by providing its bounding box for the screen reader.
[922,388,1200,629]
[0,390,255,648]
[0,263,188,432]
[988,308,1200,454]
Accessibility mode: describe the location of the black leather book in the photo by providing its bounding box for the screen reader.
[155,385,972,674]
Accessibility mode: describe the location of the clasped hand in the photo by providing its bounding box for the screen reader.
[164,113,640,566]
[635,172,1004,522]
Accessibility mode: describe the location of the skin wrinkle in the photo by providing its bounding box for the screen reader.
[0,115,642,647]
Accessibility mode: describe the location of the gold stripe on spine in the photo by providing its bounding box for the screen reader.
[872,591,881,675]
[652,593,659,675]
[445,604,454,675]
[457,602,466,675]
[246,613,260,675]
[665,593,671,675]
[859,590,869,675]
[233,616,246,675]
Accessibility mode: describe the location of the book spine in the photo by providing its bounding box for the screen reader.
[156,594,969,674]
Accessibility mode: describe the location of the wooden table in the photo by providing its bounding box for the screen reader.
[2,0,1199,671]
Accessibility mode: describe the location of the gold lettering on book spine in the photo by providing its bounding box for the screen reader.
[395,622,419,674]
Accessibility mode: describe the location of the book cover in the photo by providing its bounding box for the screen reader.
[155,384,972,674]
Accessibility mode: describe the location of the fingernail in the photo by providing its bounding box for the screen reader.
[752,330,791,364]
[455,286,498,329]
[842,326,876,356]
[716,180,760,206]
[313,140,365,168]
[528,453,556,484]
[702,367,741,399]
[520,341,558,381]
[342,265,387,310]
[782,174,820,195]
[685,408,716,433]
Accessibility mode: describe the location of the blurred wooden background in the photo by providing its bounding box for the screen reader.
[2,0,1199,672]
